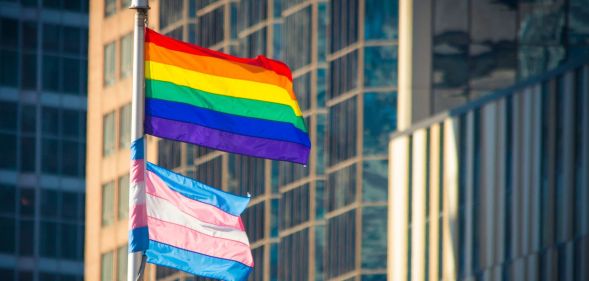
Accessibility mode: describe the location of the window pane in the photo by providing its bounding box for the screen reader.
[0,49,18,87]
[40,221,58,257]
[0,18,19,48]
[103,112,115,156]
[62,58,81,94]
[103,43,115,86]
[43,24,60,52]
[42,55,60,91]
[20,136,36,172]
[117,245,127,281]
[0,217,15,254]
[0,133,17,169]
[19,219,34,256]
[569,0,589,44]
[362,160,388,202]
[20,189,35,217]
[22,21,37,50]
[42,138,59,174]
[362,207,387,269]
[330,0,359,52]
[283,7,312,70]
[118,175,129,220]
[327,164,356,212]
[41,189,59,219]
[21,53,37,90]
[62,26,81,54]
[364,46,397,87]
[120,33,132,79]
[363,92,396,154]
[62,191,78,220]
[328,97,357,165]
[20,105,36,133]
[0,184,16,215]
[101,252,113,281]
[60,222,77,259]
[102,182,114,226]
[365,0,397,40]
[62,109,79,137]
[328,50,358,98]
[326,210,356,278]
[42,107,59,136]
[105,0,116,17]
[0,101,17,130]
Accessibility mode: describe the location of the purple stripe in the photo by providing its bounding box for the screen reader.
[145,115,309,165]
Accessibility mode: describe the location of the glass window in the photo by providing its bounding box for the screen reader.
[42,55,60,91]
[239,0,267,29]
[62,57,81,94]
[362,160,388,202]
[363,92,396,154]
[43,24,60,52]
[0,217,15,254]
[365,0,397,40]
[104,42,115,86]
[0,269,14,281]
[364,46,397,87]
[121,0,131,8]
[316,113,326,174]
[0,101,17,130]
[117,245,127,281]
[120,33,132,79]
[103,112,115,156]
[362,207,387,269]
[242,202,265,242]
[293,73,311,111]
[0,49,18,87]
[41,138,59,174]
[0,184,16,215]
[197,7,224,48]
[326,210,356,278]
[60,222,77,259]
[118,175,129,220]
[569,0,589,44]
[101,251,114,281]
[279,230,309,281]
[159,0,184,30]
[119,104,131,149]
[62,191,78,220]
[283,7,312,70]
[330,0,359,52]
[105,0,116,17]
[21,21,37,50]
[61,139,79,176]
[241,27,267,58]
[21,53,37,90]
[327,164,356,212]
[280,184,310,230]
[0,133,17,169]
[62,26,81,54]
[102,181,114,226]
[62,109,80,138]
[20,136,36,172]
[328,97,357,165]
[1,18,19,48]
[41,189,59,219]
[328,50,358,98]
[19,219,34,256]
[20,189,35,217]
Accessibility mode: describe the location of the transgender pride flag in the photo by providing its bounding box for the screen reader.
[128,140,253,281]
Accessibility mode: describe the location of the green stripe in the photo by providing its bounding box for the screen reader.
[145,79,308,133]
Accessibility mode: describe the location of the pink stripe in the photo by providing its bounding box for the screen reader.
[131,160,145,184]
[129,203,147,229]
[145,170,244,230]
[148,216,253,266]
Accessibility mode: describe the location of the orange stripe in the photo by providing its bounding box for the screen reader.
[146,42,296,99]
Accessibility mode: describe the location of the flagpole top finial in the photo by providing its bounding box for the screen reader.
[129,0,149,9]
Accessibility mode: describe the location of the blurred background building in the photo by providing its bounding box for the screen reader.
[390,0,589,280]
[0,0,88,280]
[86,0,396,280]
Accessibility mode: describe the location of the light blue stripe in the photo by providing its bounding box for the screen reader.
[145,162,250,216]
[128,227,149,252]
[145,240,252,281]
[130,137,144,160]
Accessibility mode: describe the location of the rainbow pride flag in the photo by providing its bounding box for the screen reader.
[132,160,253,281]
[144,28,310,165]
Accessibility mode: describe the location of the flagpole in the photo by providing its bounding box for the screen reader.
[129,1,148,281]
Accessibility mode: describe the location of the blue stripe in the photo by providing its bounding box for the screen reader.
[128,227,149,252]
[146,240,252,281]
[130,137,144,160]
[145,162,250,216]
[145,98,311,147]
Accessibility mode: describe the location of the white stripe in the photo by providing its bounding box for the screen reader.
[146,194,250,245]
[130,182,146,206]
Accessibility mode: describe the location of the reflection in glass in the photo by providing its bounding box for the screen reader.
[365,0,397,40]
[362,160,388,202]
[327,164,356,212]
[363,92,396,154]
[364,46,397,87]
[361,207,387,269]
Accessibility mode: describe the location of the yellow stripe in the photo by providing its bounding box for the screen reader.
[146,61,303,115]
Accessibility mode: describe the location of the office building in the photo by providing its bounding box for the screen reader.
[87,0,397,280]
[0,0,88,280]
[389,1,589,280]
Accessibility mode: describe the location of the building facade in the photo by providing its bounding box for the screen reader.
[86,0,397,280]
[0,0,88,280]
[390,0,589,280]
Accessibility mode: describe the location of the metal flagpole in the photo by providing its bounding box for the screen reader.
[129,0,148,280]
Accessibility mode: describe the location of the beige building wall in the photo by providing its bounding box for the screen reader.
[85,0,159,280]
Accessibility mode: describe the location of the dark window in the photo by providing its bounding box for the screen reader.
[228,154,265,197]
[362,160,388,202]
[363,92,397,154]
[328,50,358,98]
[243,202,265,242]
[197,7,224,48]
[365,0,397,40]
[283,7,312,70]
[329,0,359,52]
[279,229,309,281]
[280,184,310,229]
[19,219,34,256]
[326,210,356,278]
[327,164,356,212]
[105,0,116,17]
[0,217,15,254]
[364,46,397,87]
[328,97,357,165]
[361,207,387,269]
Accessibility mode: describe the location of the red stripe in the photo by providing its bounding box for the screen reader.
[145,28,293,81]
